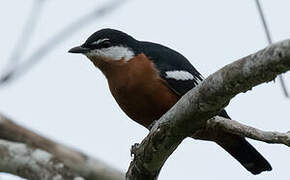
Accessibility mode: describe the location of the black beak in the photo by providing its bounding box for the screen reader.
[68,46,90,54]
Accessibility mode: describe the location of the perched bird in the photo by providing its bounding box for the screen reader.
[69,28,272,174]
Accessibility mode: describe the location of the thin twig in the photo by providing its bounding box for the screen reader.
[2,0,46,74]
[255,0,272,44]
[0,0,129,87]
[206,116,290,146]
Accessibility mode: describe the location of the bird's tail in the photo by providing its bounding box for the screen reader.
[215,132,272,174]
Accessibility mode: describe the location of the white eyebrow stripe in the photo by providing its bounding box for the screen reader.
[91,38,110,45]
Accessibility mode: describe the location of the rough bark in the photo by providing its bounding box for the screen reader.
[199,116,290,146]
[126,39,290,180]
[0,114,125,180]
[0,139,84,180]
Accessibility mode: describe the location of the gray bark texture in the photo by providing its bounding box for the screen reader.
[0,139,84,180]
[204,116,290,146]
[0,115,125,180]
[126,39,290,180]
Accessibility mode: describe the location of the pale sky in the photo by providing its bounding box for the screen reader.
[0,0,290,179]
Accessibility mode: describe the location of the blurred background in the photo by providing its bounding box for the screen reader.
[0,0,289,179]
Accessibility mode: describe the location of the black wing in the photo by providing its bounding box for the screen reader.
[138,42,230,118]
[137,41,203,96]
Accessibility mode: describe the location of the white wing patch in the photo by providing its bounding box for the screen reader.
[86,46,135,61]
[165,70,194,81]
[165,70,203,85]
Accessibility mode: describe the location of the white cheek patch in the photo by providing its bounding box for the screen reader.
[165,70,203,84]
[86,46,134,61]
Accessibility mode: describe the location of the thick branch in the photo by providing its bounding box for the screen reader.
[0,114,124,180]
[126,39,290,179]
[0,139,83,180]
[205,116,290,146]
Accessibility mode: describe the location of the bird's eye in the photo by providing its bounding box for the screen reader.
[100,40,111,48]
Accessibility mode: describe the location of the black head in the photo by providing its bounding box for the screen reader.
[84,29,136,48]
[69,28,137,61]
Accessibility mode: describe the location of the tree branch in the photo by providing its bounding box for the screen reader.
[126,39,290,180]
[202,116,290,146]
[0,114,125,180]
[0,139,84,180]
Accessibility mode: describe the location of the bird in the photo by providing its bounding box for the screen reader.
[68,28,272,175]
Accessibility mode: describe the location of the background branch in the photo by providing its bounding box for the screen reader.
[3,0,46,73]
[0,114,124,180]
[0,139,84,180]
[0,0,130,87]
[126,39,290,180]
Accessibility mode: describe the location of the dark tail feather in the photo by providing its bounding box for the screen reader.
[216,110,272,174]
[216,133,272,174]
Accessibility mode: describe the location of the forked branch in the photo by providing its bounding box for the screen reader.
[126,39,290,180]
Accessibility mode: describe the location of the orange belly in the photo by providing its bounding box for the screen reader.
[103,54,179,128]
[109,76,179,128]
